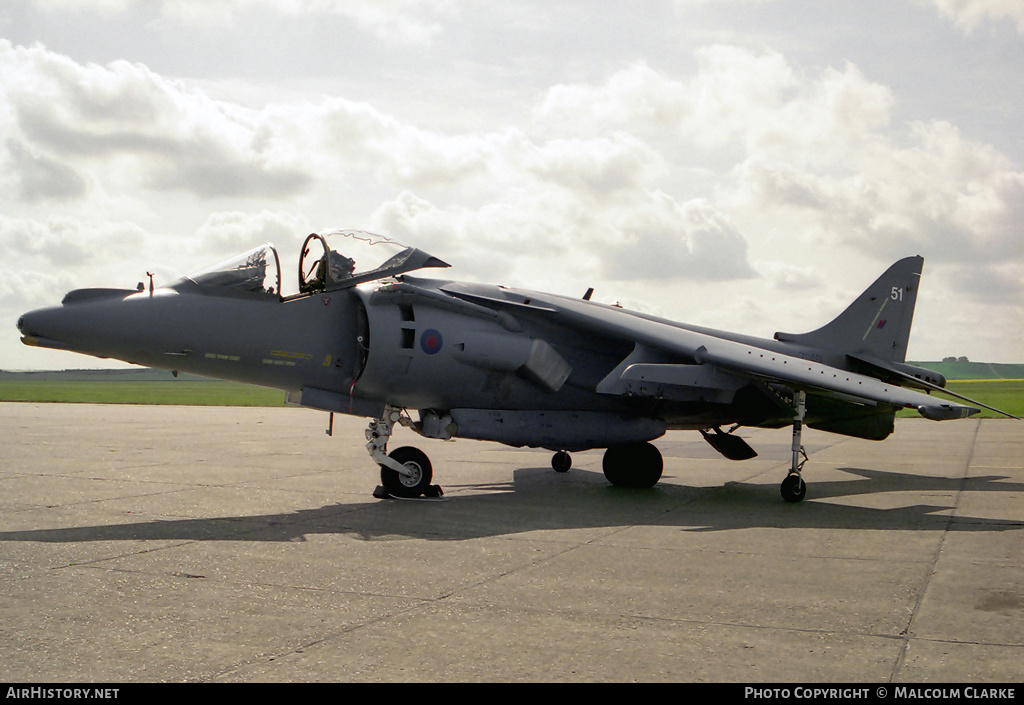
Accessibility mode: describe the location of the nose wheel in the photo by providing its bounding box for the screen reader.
[366,406,439,498]
[380,446,434,498]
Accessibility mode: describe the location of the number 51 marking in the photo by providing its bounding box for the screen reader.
[891,287,904,301]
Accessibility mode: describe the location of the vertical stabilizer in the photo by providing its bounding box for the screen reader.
[774,256,923,363]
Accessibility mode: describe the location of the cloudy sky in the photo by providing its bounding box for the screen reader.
[2,0,1022,371]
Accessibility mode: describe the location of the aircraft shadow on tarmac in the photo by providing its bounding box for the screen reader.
[1,465,1022,545]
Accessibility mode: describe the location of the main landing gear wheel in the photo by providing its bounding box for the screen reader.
[602,442,663,488]
[780,473,806,503]
[551,450,572,473]
[379,446,433,498]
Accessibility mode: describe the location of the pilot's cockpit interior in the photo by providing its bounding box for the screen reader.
[169,229,450,301]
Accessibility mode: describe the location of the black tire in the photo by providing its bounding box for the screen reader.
[780,473,807,503]
[380,446,433,498]
[552,450,572,473]
[602,442,663,488]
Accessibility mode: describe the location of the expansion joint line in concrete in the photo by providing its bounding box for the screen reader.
[889,418,981,681]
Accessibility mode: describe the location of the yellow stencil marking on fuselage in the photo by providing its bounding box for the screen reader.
[271,350,313,360]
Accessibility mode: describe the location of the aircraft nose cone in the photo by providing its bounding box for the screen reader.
[17,307,59,345]
[17,303,101,353]
[18,309,42,336]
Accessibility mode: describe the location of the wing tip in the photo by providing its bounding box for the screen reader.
[917,404,981,421]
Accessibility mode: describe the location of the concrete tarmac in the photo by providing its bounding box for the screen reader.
[1,403,1022,683]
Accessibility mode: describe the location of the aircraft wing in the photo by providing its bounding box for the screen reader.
[439,284,983,421]
[685,338,978,420]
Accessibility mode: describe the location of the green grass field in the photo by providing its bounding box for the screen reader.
[0,379,288,406]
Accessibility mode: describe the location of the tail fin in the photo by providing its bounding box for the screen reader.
[774,256,923,363]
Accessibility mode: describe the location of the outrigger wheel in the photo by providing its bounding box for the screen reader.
[780,473,806,503]
[551,450,572,473]
[780,390,809,503]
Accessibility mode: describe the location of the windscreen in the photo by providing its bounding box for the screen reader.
[171,244,282,298]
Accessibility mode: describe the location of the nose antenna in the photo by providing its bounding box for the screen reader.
[146,272,155,296]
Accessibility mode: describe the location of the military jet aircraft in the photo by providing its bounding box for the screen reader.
[17,229,1012,502]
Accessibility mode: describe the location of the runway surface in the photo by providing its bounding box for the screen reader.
[1,403,1022,682]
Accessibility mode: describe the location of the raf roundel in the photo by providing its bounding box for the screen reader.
[420,329,443,355]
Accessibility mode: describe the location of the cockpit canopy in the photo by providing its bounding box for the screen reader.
[298,229,449,294]
[170,229,449,300]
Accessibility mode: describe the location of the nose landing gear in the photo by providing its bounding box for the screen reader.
[366,406,441,499]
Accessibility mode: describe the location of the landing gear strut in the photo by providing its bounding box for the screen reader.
[781,390,808,503]
[366,406,436,498]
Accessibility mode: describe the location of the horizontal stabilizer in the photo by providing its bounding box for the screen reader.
[848,354,947,389]
[851,354,1018,420]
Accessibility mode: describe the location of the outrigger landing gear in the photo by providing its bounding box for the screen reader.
[366,406,439,498]
[781,390,808,503]
[551,450,572,473]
